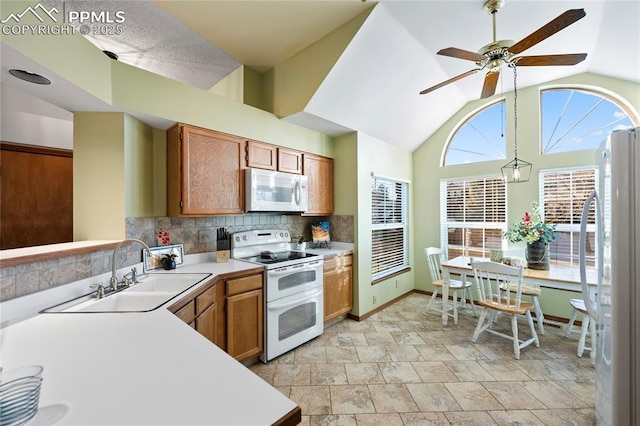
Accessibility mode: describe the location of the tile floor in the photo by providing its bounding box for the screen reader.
[250,293,596,425]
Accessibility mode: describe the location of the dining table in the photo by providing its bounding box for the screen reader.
[438,256,598,326]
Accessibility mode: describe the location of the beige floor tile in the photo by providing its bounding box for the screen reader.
[289,385,331,415]
[326,346,360,363]
[444,382,503,411]
[330,385,376,414]
[406,383,462,412]
[274,386,290,397]
[412,361,459,383]
[347,321,376,333]
[487,409,543,426]
[445,410,498,425]
[354,413,404,425]
[444,343,486,361]
[368,383,419,413]
[513,360,571,380]
[249,362,276,384]
[544,359,595,380]
[445,360,496,382]
[379,361,422,383]
[386,345,424,361]
[338,332,369,346]
[400,412,451,425]
[372,321,404,333]
[364,332,397,346]
[273,364,311,386]
[294,346,327,364]
[391,331,426,345]
[308,414,357,426]
[476,360,531,381]
[530,407,596,425]
[356,345,392,363]
[299,415,311,426]
[554,379,596,406]
[521,380,590,409]
[418,331,456,345]
[481,381,546,410]
[308,331,340,347]
[310,363,348,385]
[416,344,458,361]
[344,363,385,384]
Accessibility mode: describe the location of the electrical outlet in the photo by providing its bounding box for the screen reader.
[373,295,377,304]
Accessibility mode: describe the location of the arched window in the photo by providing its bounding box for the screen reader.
[541,88,635,154]
[443,100,506,166]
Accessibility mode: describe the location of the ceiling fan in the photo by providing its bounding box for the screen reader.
[420,0,587,99]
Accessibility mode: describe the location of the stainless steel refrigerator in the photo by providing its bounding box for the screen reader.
[580,128,639,425]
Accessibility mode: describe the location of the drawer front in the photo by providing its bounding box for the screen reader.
[227,274,263,296]
[324,254,353,271]
[196,284,217,315]
[174,300,196,324]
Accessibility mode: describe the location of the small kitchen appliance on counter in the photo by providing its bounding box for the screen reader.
[231,229,324,362]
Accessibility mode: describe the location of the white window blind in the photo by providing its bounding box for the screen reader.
[540,167,598,266]
[440,177,506,258]
[371,175,409,281]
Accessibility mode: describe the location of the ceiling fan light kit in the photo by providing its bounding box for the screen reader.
[420,0,587,99]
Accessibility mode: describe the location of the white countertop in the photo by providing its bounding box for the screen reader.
[0,258,298,426]
[303,242,354,257]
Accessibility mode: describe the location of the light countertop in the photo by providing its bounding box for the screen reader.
[0,258,299,425]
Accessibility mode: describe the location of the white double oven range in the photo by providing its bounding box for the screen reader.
[231,229,324,362]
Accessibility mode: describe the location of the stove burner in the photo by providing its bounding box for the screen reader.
[260,251,277,260]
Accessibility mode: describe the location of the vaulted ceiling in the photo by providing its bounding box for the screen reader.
[3,1,639,152]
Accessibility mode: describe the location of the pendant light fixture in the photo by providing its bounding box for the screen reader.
[501,63,532,183]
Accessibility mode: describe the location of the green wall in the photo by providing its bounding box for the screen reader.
[412,72,640,320]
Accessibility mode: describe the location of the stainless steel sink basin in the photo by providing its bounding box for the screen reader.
[43,273,211,313]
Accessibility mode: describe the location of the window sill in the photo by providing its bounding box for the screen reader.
[372,267,412,285]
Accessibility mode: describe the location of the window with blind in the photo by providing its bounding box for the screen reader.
[440,177,506,258]
[540,167,598,266]
[371,175,409,281]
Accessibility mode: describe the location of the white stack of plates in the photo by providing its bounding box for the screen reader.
[0,366,43,426]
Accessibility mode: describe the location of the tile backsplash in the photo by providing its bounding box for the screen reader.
[0,214,354,301]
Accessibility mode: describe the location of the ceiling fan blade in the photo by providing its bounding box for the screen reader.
[437,47,486,62]
[515,53,587,66]
[509,9,586,55]
[420,69,480,95]
[480,70,500,99]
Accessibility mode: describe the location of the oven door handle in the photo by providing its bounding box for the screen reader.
[268,261,322,275]
[268,288,323,310]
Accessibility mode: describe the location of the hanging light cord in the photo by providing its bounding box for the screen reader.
[511,63,518,163]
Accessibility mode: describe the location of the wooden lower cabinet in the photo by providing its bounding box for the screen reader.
[169,270,264,363]
[225,273,264,362]
[323,253,353,323]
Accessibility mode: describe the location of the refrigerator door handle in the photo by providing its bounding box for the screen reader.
[580,189,602,318]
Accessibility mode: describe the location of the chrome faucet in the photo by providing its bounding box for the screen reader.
[110,238,151,291]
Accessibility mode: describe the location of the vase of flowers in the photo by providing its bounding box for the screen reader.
[503,202,559,270]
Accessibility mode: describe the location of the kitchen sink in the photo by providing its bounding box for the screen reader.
[43,273,211,313]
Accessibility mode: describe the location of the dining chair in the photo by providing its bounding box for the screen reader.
[424,247,475,325]
[564,298,596,361]
[471,261,539,359]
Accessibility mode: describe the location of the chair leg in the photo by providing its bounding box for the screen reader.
[511,314,520,360]
[472,308,488,343]
[466,287,478,317]
[532,296,545,335]
[526,310,540,348]
[426,288,439,314]
[565,308,579,337]
[577,313,590,357]
[452,289,458,324]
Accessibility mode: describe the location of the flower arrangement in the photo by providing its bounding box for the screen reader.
[503,202,559,244]
[156,229,170,245]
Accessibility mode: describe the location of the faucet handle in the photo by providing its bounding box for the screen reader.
[130,267,139,284]
[90,283,106,299]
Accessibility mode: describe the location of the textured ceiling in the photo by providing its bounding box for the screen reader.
[4,1,640,152]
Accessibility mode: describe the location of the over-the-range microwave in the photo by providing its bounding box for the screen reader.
[245,168,308,213]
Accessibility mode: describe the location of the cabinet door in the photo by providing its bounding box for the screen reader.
[302,154,334,215]
[246,140,277,171]
[196,303,218,345]
[226,289,263,362]
[278,148,302,174]
[324,257,353,323]
[168,124,244,215]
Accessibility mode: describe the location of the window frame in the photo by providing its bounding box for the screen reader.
[440,175,507,259]
[539,166,599,266]
[371,174,410,282]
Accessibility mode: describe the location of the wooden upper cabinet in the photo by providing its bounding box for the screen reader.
[246,140,277,171]
[277,148,302,175]
[167,124,244,216]
[303,153,334,216]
